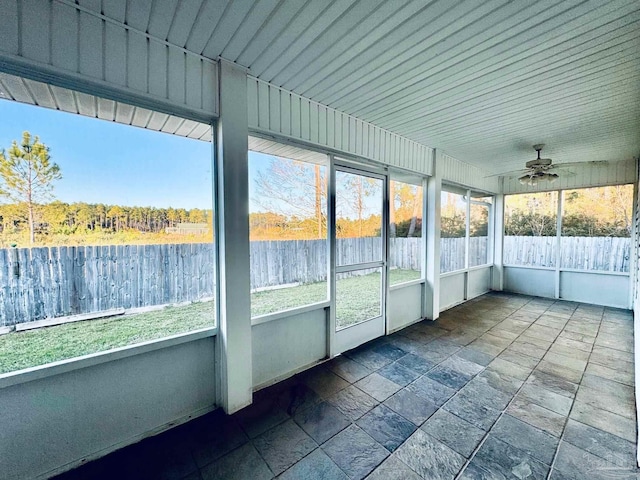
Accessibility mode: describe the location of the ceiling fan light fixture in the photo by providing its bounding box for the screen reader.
[518,170,558,187]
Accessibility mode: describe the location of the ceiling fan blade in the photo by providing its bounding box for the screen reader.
[554,169,576,177]
[484,168,530,178]
[548,160,608,169]
[484,158,606,179]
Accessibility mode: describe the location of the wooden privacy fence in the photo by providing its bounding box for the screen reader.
[440,237,488,272]
[252,237,491,288]
[251,237,416,289]
[0,244,216,327]
[503,236,556,267]
[0,236,628,325]
[503,236,631,272]
[1,238,419,325]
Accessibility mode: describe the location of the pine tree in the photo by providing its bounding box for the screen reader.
[0,132,62,244]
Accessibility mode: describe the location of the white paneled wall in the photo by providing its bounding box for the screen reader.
[0,0,218,119]
[248,77,434,175]
[0,336,217,480]
[439,151,500,193]
[502,158,637,194]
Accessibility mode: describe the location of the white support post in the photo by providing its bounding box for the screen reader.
[215,60,252,413]
[464,190,471,271]
[555,190,563,299]
[421,177,428,318]
[464,189,471,301]
[327,156,337,358]
[492,194,505,291]
[634,158,640,468]
[629,167,638,310]
[425,150,442,320]
[382,169,390,335]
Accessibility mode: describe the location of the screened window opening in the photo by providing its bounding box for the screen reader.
[334,168,384,329]
[335,170,384,265]
[560,185,633,272]
[0,100,215,375]
[469,195,492,267]
[389,176,424,285]
[248,139,329,317]
[440,189,467,273]
[504,191,559,267]
[336,267,383,329]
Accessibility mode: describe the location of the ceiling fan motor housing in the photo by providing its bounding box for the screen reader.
[525,158,552,169]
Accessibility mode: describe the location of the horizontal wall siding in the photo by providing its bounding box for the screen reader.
[0,0,218,120]
[502,159,636,194]
[248,77,433,176]
[438,150,500,193]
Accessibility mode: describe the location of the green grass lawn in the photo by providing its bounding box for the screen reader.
[0,269,422,374]
[389,268,422,285]
[0,302,216,374]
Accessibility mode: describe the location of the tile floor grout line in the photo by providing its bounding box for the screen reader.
[334,303,508,478]
[293,334,468,479]
[293,299,621,479]
[379,301,511,478]
[452,297,577,480]
[343,334,484,477]
[545,307,605,480]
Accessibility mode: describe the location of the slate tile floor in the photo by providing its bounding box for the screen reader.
[54,292,639,480]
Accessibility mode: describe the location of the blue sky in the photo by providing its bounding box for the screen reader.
[0,99,371,215]
[0,100,252,210]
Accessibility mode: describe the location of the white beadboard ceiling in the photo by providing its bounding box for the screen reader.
[0,72,213,141]
[72,0,640,175]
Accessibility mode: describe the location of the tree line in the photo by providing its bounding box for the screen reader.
[0,201,212,235]
[504,212,631,237]
[440,193,490,238]
[504,187,632,237]
[0,200,214,247]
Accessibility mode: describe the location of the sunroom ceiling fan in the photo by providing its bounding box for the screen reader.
[489,144,601,186]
